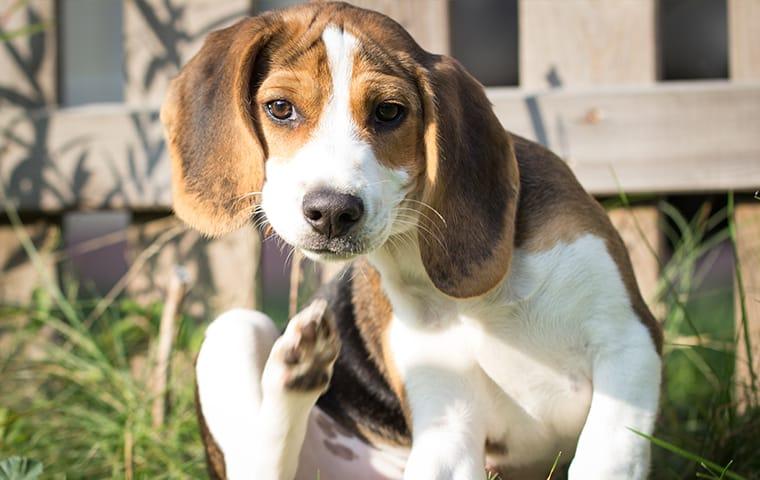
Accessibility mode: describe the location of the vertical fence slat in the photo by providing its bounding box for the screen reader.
[347,0,449,54]
[0,1,57,306]
[734,203,760,405]
[518,0,664,315]
[518,0,658,87]
[123,0,251,105]
[608,205,662,311]
[0,221,58,305]
[0,0,58,302]
[122,1,261,320]
[0,0,57,106]
[729,0,760,406]
[729,0,760,80]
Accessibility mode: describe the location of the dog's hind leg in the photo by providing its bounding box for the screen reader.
[195,300,339,480]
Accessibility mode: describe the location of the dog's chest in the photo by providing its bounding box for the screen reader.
[386,301,593,465]
[470,314,593,464]
[377,237,623,466]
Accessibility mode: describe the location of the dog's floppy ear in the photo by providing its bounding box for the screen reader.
[416,55,519,298]
[161,16,279,236]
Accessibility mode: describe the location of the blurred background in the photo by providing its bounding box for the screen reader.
[0,0,758,478]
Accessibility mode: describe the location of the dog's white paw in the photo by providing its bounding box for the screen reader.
[263,299,340,394]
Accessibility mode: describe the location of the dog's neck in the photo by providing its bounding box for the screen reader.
[364,231,464,328]
[368,232,430,289]
[365,228,514,320]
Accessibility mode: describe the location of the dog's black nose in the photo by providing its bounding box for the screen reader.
[302,190,364,239]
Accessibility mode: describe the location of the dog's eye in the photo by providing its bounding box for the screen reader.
[374,102,405,125]
[265,99,296,122]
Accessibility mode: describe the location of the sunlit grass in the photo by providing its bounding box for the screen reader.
[0,295,207,479]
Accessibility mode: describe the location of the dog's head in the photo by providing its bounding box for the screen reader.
[162,2,519,298]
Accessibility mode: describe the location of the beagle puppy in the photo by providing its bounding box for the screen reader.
[161,2,662,479]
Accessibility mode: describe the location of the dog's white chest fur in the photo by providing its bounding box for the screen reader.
[373,234,645,470]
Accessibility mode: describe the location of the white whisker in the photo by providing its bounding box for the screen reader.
[403,198,446,225]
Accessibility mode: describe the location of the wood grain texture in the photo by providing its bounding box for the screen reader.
[608,206,662,317]
[729,0,760,81]
[0,0,57,108]
[489,82,760,195]
[734,201,760,406]
[730,0,760,408]
[0,222,58,305]
[124,0,250,105]
[0,107,171,212]
[346,0,449,54]
[2,82,759,212]
[518,0,658,87]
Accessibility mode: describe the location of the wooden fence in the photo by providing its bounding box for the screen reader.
[1,1,759,390]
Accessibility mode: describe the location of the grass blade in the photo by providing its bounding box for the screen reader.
[629,429,746,480]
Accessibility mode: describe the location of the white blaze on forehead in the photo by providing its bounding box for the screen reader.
[320,25,359,144]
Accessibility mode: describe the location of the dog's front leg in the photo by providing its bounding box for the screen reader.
[401,368,487,480]
[227,300,339,480]
[568,331,661,480]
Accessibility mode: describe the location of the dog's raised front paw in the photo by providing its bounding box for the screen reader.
[263,299,340,394]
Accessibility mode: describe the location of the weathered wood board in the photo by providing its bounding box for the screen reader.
[124,0,250,105]
[734,201,760,406]
[518,0,658,87]
[3,83,758,214]
[341,0,449,54]
[729,0,760,407]
[0,221,58,305]
[729,0,760,81]
[490,82,760,195]
[0,1,57,108]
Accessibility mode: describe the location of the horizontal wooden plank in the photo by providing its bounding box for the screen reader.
[490,81,760,195]
[1,105,170,211]
[1,81,758,212]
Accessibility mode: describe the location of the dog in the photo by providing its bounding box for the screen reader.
[161,2,662,479]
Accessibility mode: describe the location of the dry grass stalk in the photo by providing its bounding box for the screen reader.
[151,265,190,428]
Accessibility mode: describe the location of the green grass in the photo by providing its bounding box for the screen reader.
[627,196,759,480]
[1,197,759,479]
[0,295,207,479]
